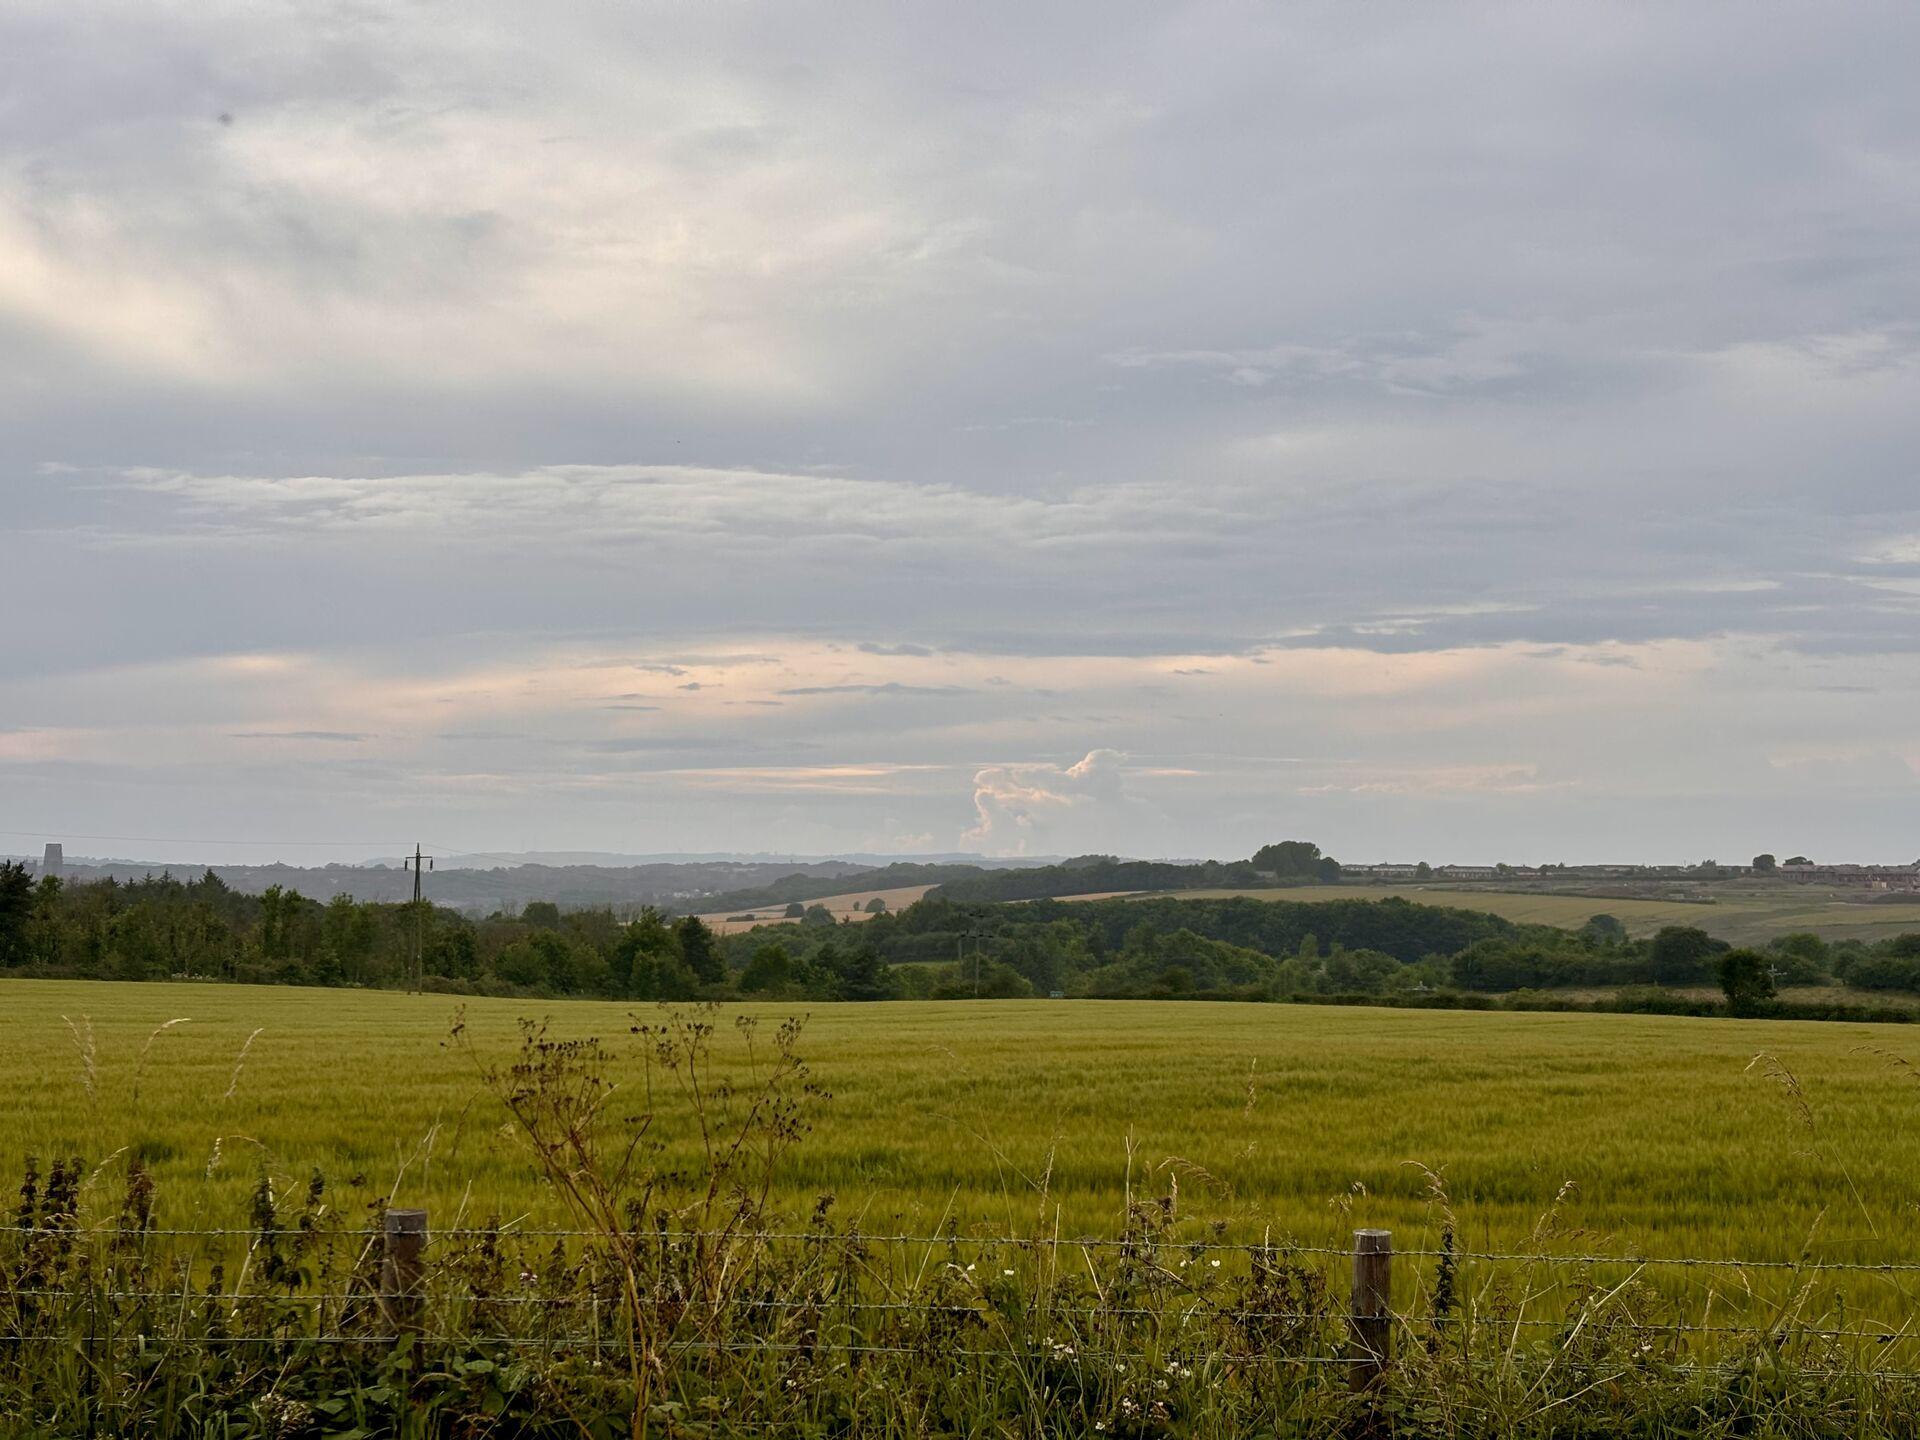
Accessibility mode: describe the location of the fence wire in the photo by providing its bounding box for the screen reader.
[24,1223,1920,1275]
[14,1221,1920,1380]
[10,1288,1920,1346]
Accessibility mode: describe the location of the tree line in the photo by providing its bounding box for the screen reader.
[925,841,1344,903]
[4,860,1918,1014]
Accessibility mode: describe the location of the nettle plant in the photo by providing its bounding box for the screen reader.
[453,1004,830,1438]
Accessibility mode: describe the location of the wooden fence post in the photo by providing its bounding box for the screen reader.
[1348,1227,1392,1392]
[381,1207,429,1340]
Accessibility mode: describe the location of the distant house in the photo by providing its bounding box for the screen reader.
[1338,858,1920,890]
[1780,861,1920,890]
[1341,863,1422,879]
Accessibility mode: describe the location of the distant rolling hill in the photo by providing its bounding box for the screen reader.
[31,852,1056,915]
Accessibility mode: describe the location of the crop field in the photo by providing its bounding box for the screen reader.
[698,883,938,934]
[1148,883,1920,945]
[9,979,1920,1274]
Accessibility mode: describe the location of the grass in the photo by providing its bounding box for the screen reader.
[1152,883,1920,944]
[9,978,1920,1270]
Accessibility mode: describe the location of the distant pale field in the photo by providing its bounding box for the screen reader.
[8,979,1920,1283]
[699,884,937,934]
[1150,883,1920,944]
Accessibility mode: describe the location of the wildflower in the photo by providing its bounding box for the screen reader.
[1002,1268,1016,1277]
[1209,1258,1221,1269]
[254,1393,315,1436]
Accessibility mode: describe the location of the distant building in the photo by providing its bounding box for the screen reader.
[1779,861,1920,890]
[42,843,63,879]
[1344,856,1920,888]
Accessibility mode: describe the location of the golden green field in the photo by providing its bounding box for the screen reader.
[9,978,1920,1279]
[1154,883,1920,945]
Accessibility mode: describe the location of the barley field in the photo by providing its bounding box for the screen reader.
[9,979,1920,1278]
[1157,883,1920,944]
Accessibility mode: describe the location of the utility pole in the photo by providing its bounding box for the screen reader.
[954,930,984,996]
[402,843,433,991]
[959,927,990,997]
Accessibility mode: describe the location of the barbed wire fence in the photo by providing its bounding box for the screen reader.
[10,1215,1920,1389]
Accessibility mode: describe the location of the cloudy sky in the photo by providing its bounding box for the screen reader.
[6,3,1920,865]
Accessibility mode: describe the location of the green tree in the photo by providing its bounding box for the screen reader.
[800,904,836,928]
[321,893,376,984]
[783,901,806,918]
[1751,853,1777,874]
[1579,913,1628,946]
[1151,965,1194,997]
[495,930,581,991]
[673,914,725,985]
[426,918,479,980]
[258,884,290,960]
[630,948,697,1000]
[931,957,1031,999]
[612,909,681,996]
[521,901,562,929]
[739,941,796,995]
[25,876,65,967]
[1767,932,1830,984]
[1649,925,1720,985]
[815,940,892,1000]
[864,897,888,914]
[0,861,36,967]
[1251,841,1323,877]
[1718,948,1776,1015]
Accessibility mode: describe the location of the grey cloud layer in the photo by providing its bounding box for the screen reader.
[4,2,1920,859]
[23,463,1920,663]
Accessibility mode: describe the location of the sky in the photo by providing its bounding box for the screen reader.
[5,2,1920,866]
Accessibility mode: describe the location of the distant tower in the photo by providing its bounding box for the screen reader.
[42,843,63,879]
